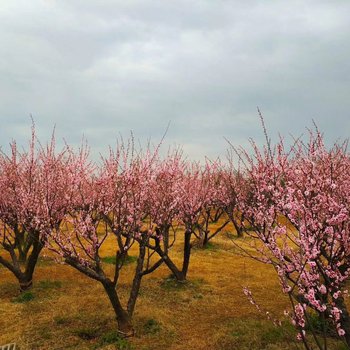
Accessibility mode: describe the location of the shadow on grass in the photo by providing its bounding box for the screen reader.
[159,275,206,291]
[101,255,138,265]
[192,241,220,252]
[12,290,35,303]
[215,319,297,350]
[9,279,62,304]
[37,279,62,290]
[94,330,133,350]
[142,318,161,335]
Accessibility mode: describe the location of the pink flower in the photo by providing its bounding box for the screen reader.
[338,328,345,336]
[319,285,327,294]
[333,291,340,300]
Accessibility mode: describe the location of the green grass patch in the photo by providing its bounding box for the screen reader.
[203,241,218,251]
[74,327,99,340]
[143,319,161,335]
[305,312,337,338]
[12,291,35,303]
[160,275,190,291]
[160,275,205,292]
[94,331,133,350]
[214,319,297,350]
[192,240,220,250]
[37,279,62,290]
[193,292,204,299]
[260,325,287,344]
[101,256,116,264]
[101,255,138,265]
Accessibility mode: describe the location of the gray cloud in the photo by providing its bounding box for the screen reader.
[0,0,349,160]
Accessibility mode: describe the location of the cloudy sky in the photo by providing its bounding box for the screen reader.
[0,0,349,160]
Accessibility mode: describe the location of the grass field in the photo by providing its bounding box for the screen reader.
[0,224,347,350]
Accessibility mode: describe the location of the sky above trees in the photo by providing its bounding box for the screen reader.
[0,0,349,160]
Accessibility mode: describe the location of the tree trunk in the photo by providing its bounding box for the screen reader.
[163,224,171,254]
[152,235,186,281]
[157,248,186,281]
[19,273,33,292]
[127,236,146,316]
[232,218,244,237]
[18,250,27,264]
[198,211,210,248]
[195,229,209,249]
[182,230,192,278]
[202,232,209,247]
[0,235,43,292]
[0,255,32,291]
[21,238,43,291]
[102,279,134,336]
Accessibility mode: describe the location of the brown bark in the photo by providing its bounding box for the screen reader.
[181,230,192,278]
[0,231,43,292]
[19,274,33,292]
[102,279,134,336]
[22,238,43,290]
[155,246,186,281]
[127,236,146,316]
[152,229,193,282]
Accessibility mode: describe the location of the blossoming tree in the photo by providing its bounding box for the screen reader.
[47,140,160,335]
[0,128,76,291]
[145,159,216,281]
[233,129,350,349]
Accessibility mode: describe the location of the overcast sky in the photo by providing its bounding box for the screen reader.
[0,0,349,160]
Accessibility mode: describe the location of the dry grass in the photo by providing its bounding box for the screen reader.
[0,223,347,350]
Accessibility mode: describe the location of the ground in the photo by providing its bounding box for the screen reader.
[0,224,347,349]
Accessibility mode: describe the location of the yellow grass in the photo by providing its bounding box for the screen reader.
[0,222,346,349]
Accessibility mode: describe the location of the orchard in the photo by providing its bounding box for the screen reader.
[1,123,349,350]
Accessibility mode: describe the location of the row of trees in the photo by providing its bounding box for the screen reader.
[0,123,349,349]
